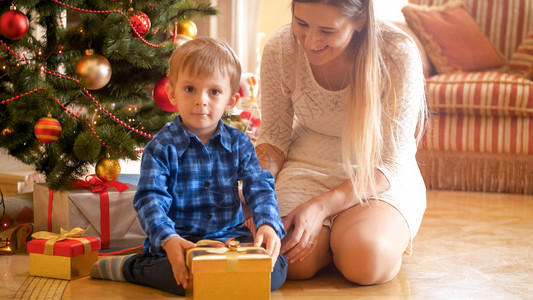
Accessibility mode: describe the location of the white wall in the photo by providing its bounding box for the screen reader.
[258,0,292,56]
[374,0,408,21]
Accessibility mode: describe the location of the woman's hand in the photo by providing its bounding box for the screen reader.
[281,200,327,263]
[162,237,196,289]
[254,225,281,270]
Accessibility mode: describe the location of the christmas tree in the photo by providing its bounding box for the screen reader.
[0,0,217,189]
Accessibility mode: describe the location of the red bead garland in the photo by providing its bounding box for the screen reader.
[0,53,151,153]
[1,2,155,154]
[50,0,164,48]
[52,97,120,153]
[0,39,31,64]
[0,87,142,153]
[80,87,154,139]
[0,87,44,105]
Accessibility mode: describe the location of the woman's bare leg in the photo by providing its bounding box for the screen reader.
[330,200,410,285]
[285,226,332,280]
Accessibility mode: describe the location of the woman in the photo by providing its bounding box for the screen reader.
[256,0,427,285]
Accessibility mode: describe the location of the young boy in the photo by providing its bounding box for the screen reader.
[90,38,287,295]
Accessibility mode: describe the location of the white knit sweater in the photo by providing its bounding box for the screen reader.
[257,23,427,239]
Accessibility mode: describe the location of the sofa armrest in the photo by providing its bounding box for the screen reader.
[391,21,434,77]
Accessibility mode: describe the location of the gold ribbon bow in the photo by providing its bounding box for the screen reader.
[31,227,92,256]
[196,238,241,252]
[191,238,266,272]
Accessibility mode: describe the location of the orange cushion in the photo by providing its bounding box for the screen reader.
[420,113,533,155]
[509,31,533,78]
[424,71,533,118]
[402,1,505,74]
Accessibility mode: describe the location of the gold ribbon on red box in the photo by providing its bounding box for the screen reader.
[32,227,91,256]
[187,238,268,272]
[46,175,129,249]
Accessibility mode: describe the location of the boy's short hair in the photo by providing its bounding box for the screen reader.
[167,37,242,94]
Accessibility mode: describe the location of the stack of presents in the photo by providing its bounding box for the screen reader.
[20,175,272,299]
[28,177,143,279]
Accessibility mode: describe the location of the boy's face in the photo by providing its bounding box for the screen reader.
[165,69,239,142]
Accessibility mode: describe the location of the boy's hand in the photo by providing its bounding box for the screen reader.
[162,236,196,289]
[254,225,281,270]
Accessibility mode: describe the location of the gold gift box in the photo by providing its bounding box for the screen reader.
[185,244,272,300]
[27,232,100,280]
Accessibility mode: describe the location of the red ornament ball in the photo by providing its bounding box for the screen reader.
[34,117,62,143]
[0,8,29,40]
[153,77,178,112]
[129,10,151,36]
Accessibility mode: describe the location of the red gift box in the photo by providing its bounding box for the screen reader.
[28,229,101,280]
[28,236,100,256]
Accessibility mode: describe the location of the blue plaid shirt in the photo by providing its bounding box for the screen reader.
[134,116,284,255]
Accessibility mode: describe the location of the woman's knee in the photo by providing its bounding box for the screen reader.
[287,260,320,280]
[330,201,410,285]
[332,233,403,285]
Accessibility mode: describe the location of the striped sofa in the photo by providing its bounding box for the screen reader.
[406,0,533,194]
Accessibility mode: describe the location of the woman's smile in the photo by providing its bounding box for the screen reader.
[292,2,359,67]
[309,45,328,55]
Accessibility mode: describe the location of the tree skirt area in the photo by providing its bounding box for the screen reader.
[1,193,33,234]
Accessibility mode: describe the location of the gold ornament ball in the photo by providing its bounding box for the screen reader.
[75,49,112,90]
[95,158,121,182]
[176,20,197,39]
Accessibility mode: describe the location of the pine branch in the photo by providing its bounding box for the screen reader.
[174,6,219,21]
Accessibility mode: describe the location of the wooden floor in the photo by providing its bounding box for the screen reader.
[1,189,532,299]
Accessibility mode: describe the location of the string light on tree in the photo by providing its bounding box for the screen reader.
[124,104,138,123]
[2,127,13,136]
[91,109,103,126]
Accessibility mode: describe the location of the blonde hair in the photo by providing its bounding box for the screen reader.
[292,0,426,203]
[167,37,242,94]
